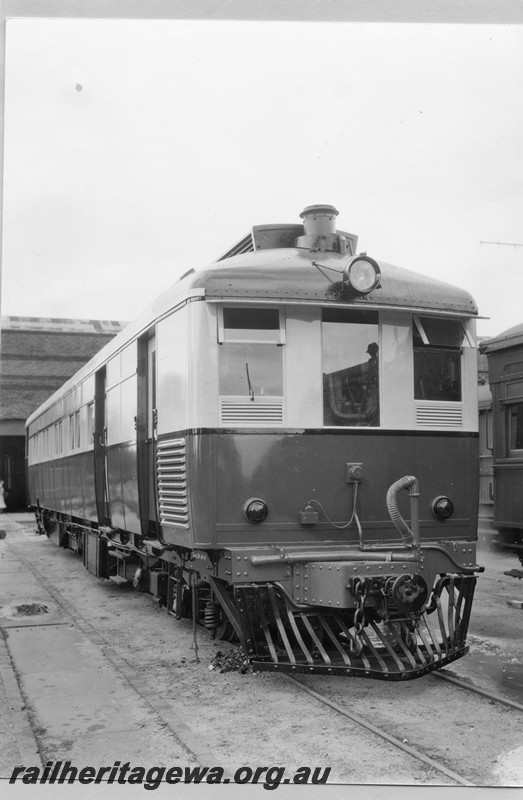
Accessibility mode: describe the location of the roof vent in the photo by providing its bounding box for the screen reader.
[300,204,339,235]
[216,204,358,260]
[295,204,354,254]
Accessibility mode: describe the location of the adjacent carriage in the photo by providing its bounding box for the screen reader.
[481,325,523,572]
[26,204,483,679]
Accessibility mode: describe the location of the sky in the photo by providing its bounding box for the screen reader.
[2,17,523,339]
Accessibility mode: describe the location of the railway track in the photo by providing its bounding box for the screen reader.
[431,670,523,713]
[281,661,523,788]
[283,675,474,786]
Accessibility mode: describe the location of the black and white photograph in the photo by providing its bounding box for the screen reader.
[1,2,523,798]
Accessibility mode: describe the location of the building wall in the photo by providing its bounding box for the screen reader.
[0,317,126,510]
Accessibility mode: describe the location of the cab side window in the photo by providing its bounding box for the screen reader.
[413,317,464,402]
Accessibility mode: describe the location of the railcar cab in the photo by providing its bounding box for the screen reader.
[166,301,477,544]
[149,205,479,558]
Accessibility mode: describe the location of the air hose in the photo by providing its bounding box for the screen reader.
[386,475,420,549]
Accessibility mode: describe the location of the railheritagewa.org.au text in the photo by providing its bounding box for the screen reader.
[9,762,331,791]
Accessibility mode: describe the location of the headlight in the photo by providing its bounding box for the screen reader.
[343,256,381,295]
[432,496,454,520]
[243,498,269,523]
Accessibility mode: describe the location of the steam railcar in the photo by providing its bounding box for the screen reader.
[27,204,483,679]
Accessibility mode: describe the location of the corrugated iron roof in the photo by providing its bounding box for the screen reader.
[1,316,127,333]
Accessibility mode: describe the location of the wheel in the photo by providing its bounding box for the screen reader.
[215,616,237,642]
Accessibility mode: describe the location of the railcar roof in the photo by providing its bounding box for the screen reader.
[480,322,523,354]
[186,248,477,315]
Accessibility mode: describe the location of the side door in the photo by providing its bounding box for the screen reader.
[93,368,109,524]
[137,332,158,536]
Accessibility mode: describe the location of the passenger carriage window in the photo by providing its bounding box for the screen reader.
[75,410,81,450]
[87,402,95,445]
[322,309,380,427]
[486,409,493,451]
[54,422,61,455]
[507,402,523,456]
[413,317,464,402]
[219,307,284,397]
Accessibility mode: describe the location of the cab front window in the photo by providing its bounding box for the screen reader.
[322,309,380,427]
[218,307,285,425]
[218,307,284,397]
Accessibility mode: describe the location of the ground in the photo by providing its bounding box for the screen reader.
[1,513,523,790]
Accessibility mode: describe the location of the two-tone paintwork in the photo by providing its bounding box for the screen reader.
[27,242,480,550]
